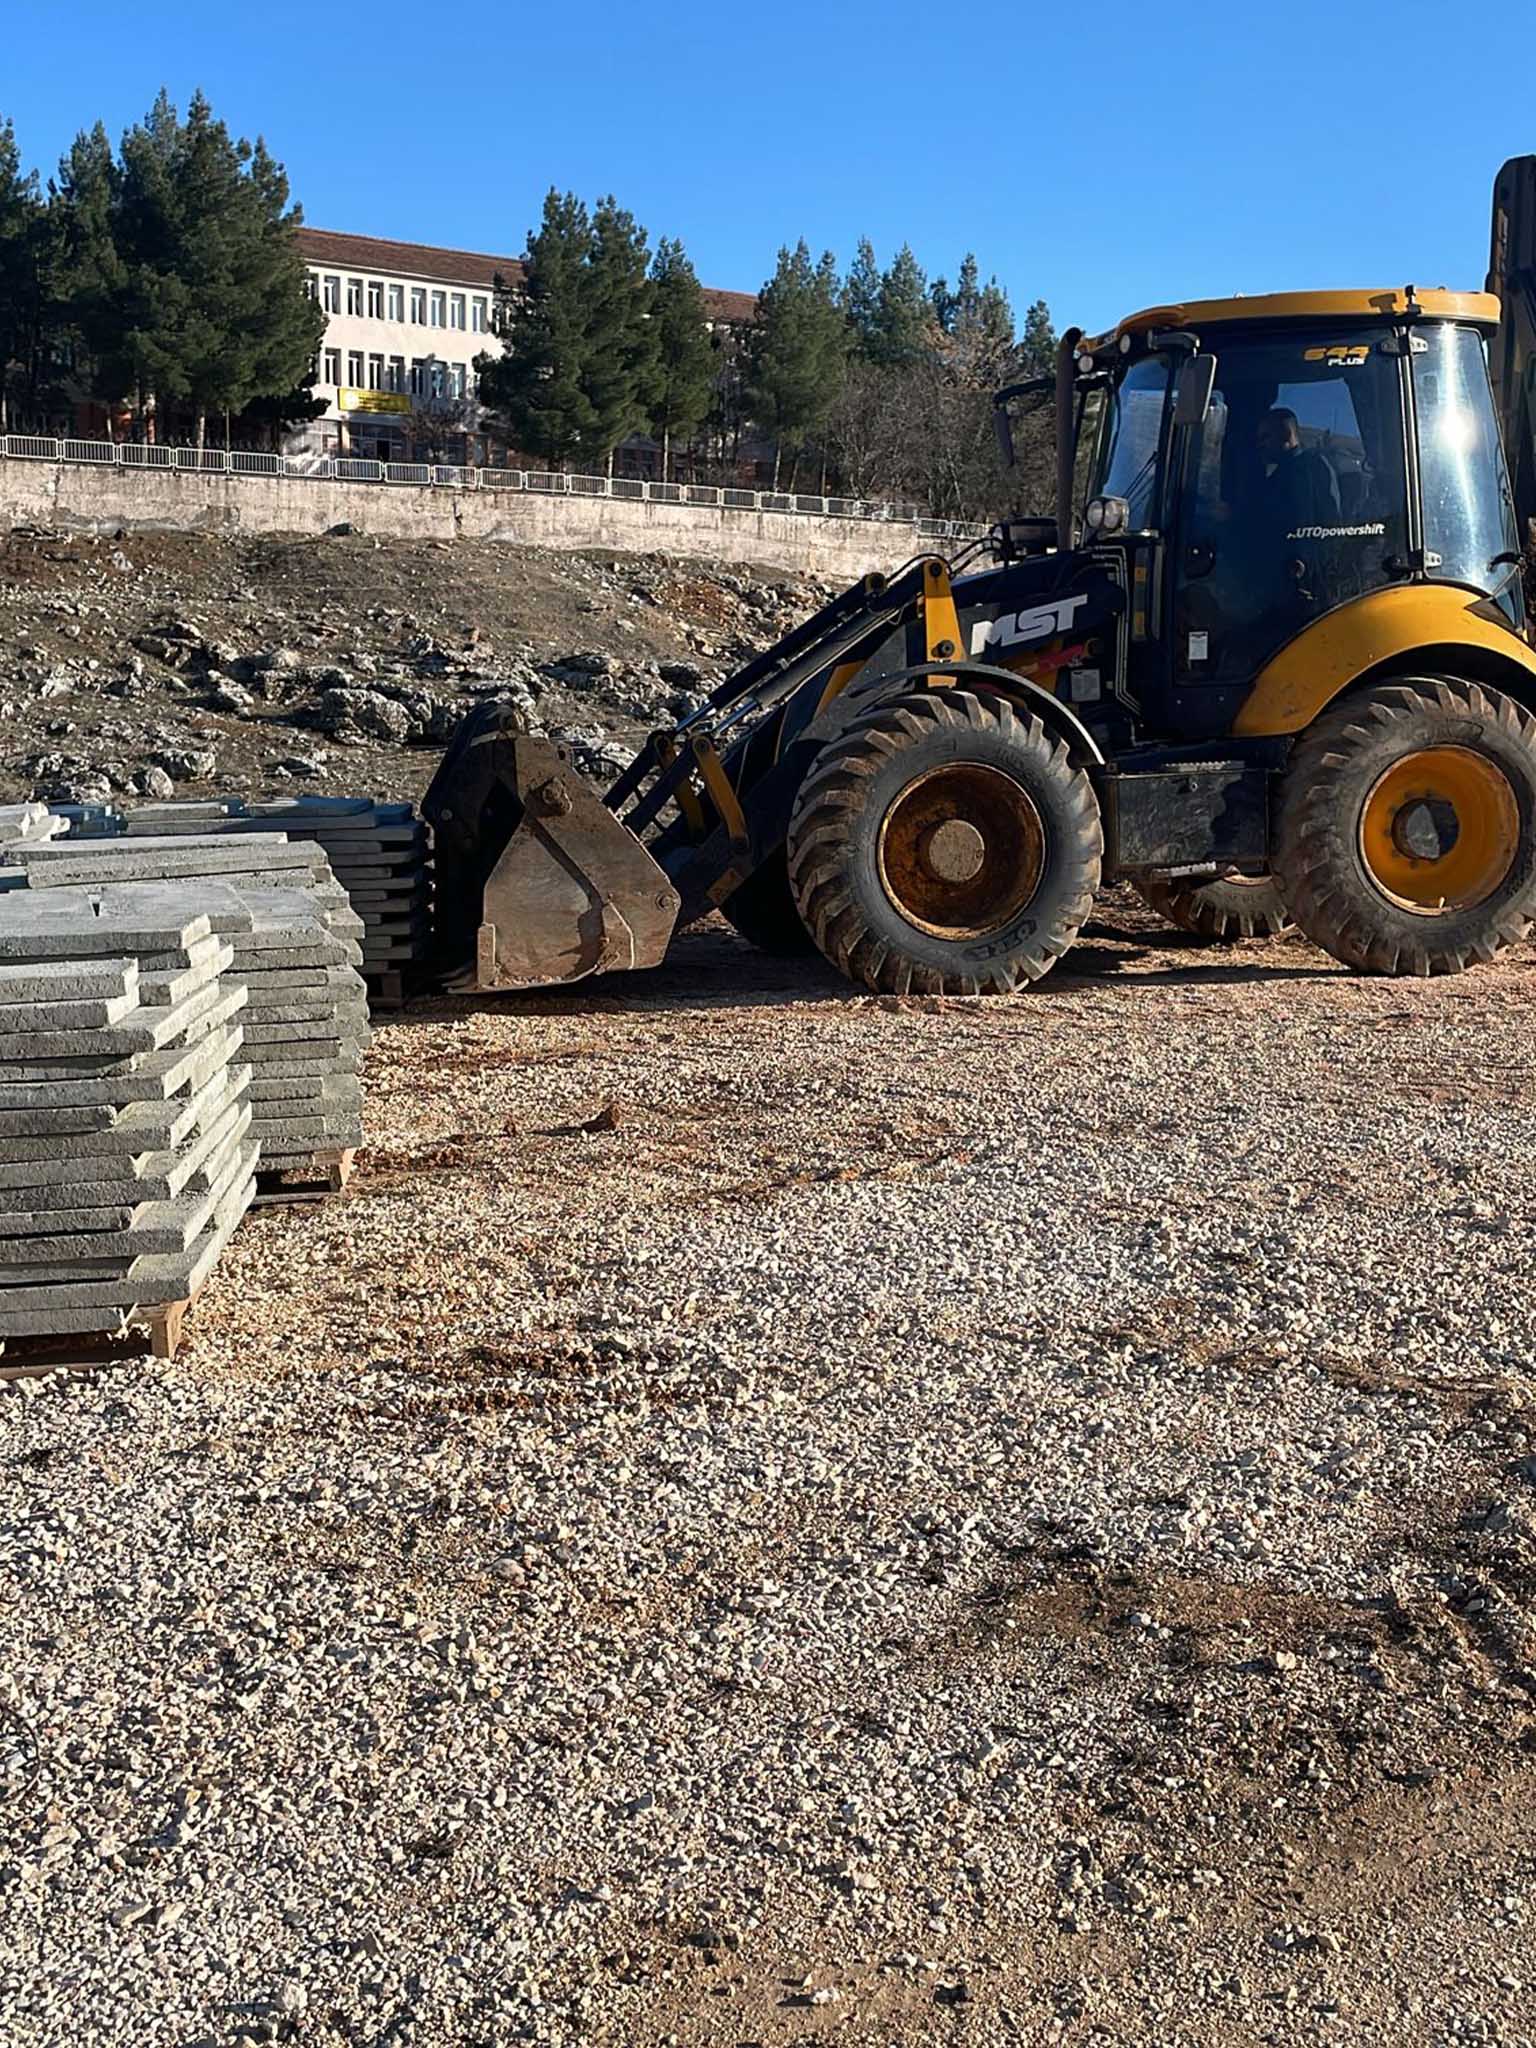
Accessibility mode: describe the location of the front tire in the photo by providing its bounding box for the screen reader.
[785,687,1102,994]
[1135,871,1292,941]
[1274,675,1536,975]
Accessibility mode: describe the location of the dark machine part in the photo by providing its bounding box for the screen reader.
[1488,155,1536,534]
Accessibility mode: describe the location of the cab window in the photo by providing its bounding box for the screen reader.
[1173,331,1410,682]
[1413,323,1521,606]
[1092,356,1170,531]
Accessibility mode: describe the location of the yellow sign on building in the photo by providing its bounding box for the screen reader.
[337,388,412,415]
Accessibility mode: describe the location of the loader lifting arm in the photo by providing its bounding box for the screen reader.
[421,554,969,989]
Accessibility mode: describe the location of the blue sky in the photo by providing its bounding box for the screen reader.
[5,0,1533,337]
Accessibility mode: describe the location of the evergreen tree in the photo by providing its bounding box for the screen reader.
[648,237,714,481]
[1017,297,1058,377]
[50,121,126,406]
[745,241,847,489]
[478,190,596,468]
[870,244,932,366]
[842,237,880,352]
[580,196,656,471]
[0,119,44,430]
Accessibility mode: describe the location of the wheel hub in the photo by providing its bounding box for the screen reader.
[877,762,1044,938]
[1359,745,1520,913]
[922,818,987,884]
[1391,795,1460,863]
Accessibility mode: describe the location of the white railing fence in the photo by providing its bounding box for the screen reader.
[0,434,986,542]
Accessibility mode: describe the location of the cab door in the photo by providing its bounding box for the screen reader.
[1166,329,1413,737]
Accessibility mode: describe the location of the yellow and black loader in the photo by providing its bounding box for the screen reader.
[423,159,1536,995]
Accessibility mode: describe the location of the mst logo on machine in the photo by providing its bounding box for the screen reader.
[969,593,1089,658]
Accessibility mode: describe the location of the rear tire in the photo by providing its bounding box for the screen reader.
[786,686,1102,994]
[1274,675,1536,975]
[1135,871,1292,941]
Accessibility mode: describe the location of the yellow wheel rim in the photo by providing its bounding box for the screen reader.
[1358,746,1520,914]
[877,762,1044,938]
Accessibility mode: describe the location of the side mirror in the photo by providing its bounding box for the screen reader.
[1174,353,1218,428]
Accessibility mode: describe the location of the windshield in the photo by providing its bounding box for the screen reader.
[1414,323,1521,603]
[1091,355,1169,529]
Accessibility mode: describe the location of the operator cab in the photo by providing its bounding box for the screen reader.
[998,289,1524,741]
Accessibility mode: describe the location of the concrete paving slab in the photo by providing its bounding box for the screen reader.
[0,958,139,1003]
[0,1022,243,1110]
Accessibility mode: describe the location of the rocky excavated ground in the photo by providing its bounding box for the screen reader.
[2,524,1536,2048]
[0,526,837,809]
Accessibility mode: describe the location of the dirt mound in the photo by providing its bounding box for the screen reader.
[0,525,836,808]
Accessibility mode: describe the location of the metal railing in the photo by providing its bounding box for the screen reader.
[0,433,987,541]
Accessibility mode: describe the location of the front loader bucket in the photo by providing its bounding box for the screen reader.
[422,703,679,991]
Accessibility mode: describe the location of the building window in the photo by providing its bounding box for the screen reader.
[322,275,341,313]
[388,284,404,320]
[410,288,426,324]
[450,294,466,330]
[471,296,488,333]
[347,350,365,386]
[346,278,364,316]
[387,355,405,392]
[429,290,446,326]
[367,280,384,318]
[429,360,445,397]
[304,273,318,301]
[322,348,341,385]
[368,352,385,389]
[447,363,466,399]
[409,358,427,396]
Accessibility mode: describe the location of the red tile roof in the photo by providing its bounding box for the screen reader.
[295,227,757,324]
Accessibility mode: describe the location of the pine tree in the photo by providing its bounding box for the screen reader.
[0,119,44,430]
[1018,298,1058,377]
[870,245,932,366]
[67,92,321,446]
[746,242,847,489]
[648,237,714,482]
[579,196,656,472]
[51,122,126,404]
[842,237,880,352]
[478,190,596,469]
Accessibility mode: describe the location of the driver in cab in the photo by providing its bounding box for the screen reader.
[1254,407,1340,534]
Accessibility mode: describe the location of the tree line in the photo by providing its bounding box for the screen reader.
[0,94,323,450]
[0,92,1058,519]
[483,188,1058,521]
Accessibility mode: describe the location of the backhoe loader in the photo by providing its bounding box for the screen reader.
[424,160,1536,994]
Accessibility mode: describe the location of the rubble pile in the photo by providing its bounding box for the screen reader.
[0,527,835,810]
[0,887,256,1349]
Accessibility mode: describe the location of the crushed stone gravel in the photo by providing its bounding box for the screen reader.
[2,899,1536,2045]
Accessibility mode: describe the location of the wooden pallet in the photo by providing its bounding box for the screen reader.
[366,969,407,1012]
[252,1146,356,1207]
[0,1297,190,1379]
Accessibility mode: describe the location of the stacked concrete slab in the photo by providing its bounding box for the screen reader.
[122,797,431,980]
[0,886,255,1349]
[0,834,369,1178]
[223,888,366,1171]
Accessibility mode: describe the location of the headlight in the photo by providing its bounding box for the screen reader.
[1084,495,1129,534]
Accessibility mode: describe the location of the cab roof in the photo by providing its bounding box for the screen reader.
[1087,287,1500,353]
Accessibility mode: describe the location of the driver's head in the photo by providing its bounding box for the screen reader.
[1257,408,1301,460]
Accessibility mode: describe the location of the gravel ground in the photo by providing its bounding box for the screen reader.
[4,898,1536,2047]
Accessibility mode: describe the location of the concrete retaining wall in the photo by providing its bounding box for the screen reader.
[0,460,937,579]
